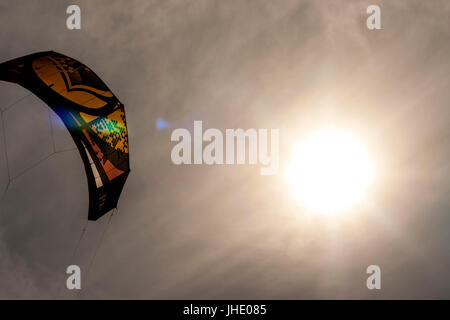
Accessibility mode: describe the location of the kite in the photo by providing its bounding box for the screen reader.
[0,51,130,220]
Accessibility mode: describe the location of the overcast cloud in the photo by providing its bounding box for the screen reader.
[1,0,450,299]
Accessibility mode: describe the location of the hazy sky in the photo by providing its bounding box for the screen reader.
[1,0,450,299]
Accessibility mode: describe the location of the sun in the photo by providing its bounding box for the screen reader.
[286,129,375,215]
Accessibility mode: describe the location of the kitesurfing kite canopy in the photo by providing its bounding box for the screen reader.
[0,51,130,220]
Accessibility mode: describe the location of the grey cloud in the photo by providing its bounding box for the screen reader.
[1,0,450,299]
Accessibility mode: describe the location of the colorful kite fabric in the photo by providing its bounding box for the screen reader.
[0,51,130,220]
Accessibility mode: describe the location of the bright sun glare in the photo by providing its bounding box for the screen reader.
[286,129,375,215]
